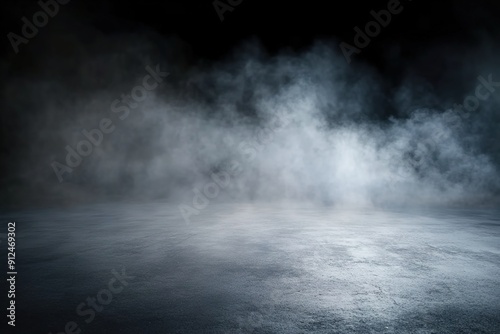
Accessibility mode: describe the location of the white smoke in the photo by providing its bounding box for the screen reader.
[2,31,499,209]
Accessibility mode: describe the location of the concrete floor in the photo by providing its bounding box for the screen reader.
[1,203,500,333]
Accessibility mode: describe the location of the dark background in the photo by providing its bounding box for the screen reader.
[3,0,500,61]
[1,0,500,208]
[1,4,500,334]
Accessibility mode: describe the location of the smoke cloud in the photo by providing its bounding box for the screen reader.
[1,26,499,210]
